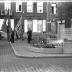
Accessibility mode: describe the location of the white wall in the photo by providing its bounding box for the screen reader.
[0,19,4,30]
[24,20,28,32]
[43,20,46,31]
[10,19,14,30]
[33,20,37,32]
[24,19,46,32]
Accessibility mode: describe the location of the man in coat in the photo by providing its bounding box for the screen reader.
[27,28,32,43]
[7,25,10,42]
[11,30,14,43]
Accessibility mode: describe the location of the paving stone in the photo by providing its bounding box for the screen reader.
[0,63,71,72]
[0,64,4,72]
[14,64,23,72]
[10,64,17,72]
[0,41,15,56]
[7,64,13,72]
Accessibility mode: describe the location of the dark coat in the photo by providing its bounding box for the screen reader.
[27,30,32,43]
[11,31,14,43]
[27,30,32,37]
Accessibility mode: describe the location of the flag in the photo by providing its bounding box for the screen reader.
[15,16,23,38]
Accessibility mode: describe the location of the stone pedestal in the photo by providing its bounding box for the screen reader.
[57,21,65,40]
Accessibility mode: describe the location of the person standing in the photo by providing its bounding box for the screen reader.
[27,28,32,43]
[7,25,10,42]
[11,30,14,43]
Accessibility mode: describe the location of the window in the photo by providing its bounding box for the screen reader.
[33,20,37,32]
[4,2,11,10]
[24,20,27,32]
[37,2,43,13]
[4,2,11,15]
[24,19,46,32]
[51,22,56,33]
[24,20,33,32]
[37,20,43,32]
[51,3,56,14]
[0,19,4,30]
[19,5,21,11]
[43,20,46,31]
[27,20,33,31]
[33,20,46,32]
[11,19,14,30]
[16,2,22,12]
[27,2,33,12]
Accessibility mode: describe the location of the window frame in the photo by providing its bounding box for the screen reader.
[51,3,57,14]
[4,2,11,10]
[16,2,22,12]
[37,20,43,32]
[27,19,33,31]
[37,2,43,13]
[27,2,33,12]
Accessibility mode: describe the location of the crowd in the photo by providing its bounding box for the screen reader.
[6,26,32,44]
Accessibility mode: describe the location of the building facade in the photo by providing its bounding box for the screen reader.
[0,1,72,40]
[0,1,47,33]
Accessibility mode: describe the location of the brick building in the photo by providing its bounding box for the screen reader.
[0,0,72,40]
[0,1,47,32]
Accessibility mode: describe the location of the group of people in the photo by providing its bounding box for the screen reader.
[7,24,32,43]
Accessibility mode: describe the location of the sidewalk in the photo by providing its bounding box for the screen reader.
[10,40,72,57]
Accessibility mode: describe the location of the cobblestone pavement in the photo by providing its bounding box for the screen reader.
[0,40,72,72]
[0,40,15,56]
[0,63,71,72]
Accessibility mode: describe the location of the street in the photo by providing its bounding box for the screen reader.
[0,40,72,72]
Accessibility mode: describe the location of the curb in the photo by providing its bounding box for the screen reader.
[10,42,19,56]
[10,42,72,58]
[27,45,63,54]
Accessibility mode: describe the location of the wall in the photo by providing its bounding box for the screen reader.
[0,3,4,10]
[1,2,72,33]
[65,28,72,40]
[11,2,47,28]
